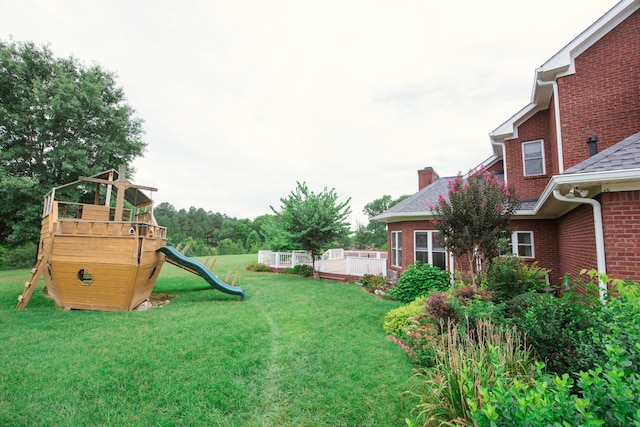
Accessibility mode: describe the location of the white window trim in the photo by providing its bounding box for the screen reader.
[522,139,546,177]
[512,231,534,258]
[414,230,447,269]
[391,231,402,268]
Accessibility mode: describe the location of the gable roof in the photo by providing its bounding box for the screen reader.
[490,0,640,145]
[563,131,640,174]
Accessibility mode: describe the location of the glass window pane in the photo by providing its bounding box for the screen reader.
[432,251,446,270]
[415,232,427,250]
[517,233,532,245]
[518,245,532,258]
[432,232,443,250]
[525,159,543,175]
[523,142,542,158]
[415,251,428,264]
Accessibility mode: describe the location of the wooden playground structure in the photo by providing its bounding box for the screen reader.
[17,165,244,311]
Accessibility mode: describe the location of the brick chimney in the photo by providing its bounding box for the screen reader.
[418,167,439,190]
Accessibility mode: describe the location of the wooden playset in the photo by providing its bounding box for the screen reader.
[17,165,244,311]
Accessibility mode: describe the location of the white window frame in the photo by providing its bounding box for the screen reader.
[511,231,534,258]
[391,231,402,268]
[414,230,447,270]
[522,140,545,176]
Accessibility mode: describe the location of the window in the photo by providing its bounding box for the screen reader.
[414,231,447,270]
[391,231,402,268]
[512,231,534,258]
[522,140,545,176]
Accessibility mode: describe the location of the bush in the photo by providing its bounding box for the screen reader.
[506,292,593,375]
[383,297,426,338]
[386,261,451,303]
[296,264,314,277]
[280,264,315,277]
[245,261,272,272]
[483,256,549,304]
[360,274,387,293]
[0,242,37,269]
[472,346,640,427]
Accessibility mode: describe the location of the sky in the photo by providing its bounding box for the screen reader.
[1,0,620,228]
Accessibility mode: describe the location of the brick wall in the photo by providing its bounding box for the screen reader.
[602,190,640,282]
[557,203,598,282]
[509,218,562,283]
[504,10,640,198]
[558,10,640,168]
[504,110,554,200]
[387,220,433,276]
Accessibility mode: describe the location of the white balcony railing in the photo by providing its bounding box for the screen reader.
[258,249,387,277]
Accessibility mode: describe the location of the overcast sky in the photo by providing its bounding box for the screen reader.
[1,1,619,227]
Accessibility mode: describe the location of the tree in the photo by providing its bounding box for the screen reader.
[0,40,145,246]
[271,181,351,272]
[431,167,520,284]
[354,194,409,249]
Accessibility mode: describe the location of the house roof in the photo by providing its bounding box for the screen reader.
[490,0,640,146]
[563,131,640,174]
[373,177,454,223]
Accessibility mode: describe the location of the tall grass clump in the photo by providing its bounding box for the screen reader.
[404,318,533,426]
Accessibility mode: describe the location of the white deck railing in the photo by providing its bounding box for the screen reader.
[258,249,387,277]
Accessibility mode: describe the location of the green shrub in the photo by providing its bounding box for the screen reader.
[281,264,315,277]
[296,264,314,277]
[383,297,426,338]
[245,261,272,272]
[483,256,549,304]
[506,292,592,374]
[386,261,450,303]
[0,242,37,269]
[472,346,640,427]
[360,274,387,293]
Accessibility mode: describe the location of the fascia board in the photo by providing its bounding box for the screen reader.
[372,211,433,224]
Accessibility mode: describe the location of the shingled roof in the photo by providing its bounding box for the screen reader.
[563,131,640,175]
[373,177,455,222]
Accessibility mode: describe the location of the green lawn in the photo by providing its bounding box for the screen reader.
[0,254,413,426]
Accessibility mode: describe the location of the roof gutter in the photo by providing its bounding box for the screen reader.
[537,79,565,173]
[552,188,606,302]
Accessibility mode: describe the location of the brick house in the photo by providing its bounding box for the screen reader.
[374,0,640,297]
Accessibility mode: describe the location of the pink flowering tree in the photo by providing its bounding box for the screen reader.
[430,167,520,284]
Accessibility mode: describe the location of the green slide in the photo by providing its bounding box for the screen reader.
[158,246,246,301]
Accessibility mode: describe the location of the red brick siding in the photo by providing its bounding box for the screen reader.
[558,9,640,169]
[509,219,562,284]
[557,203,598,282]
[387,220,433,277]
[504,110,554,200]
[602,190,640,282]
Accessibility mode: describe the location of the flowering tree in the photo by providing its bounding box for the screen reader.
[431,167,520,284]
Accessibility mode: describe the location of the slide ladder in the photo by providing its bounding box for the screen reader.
[17,240,54,309]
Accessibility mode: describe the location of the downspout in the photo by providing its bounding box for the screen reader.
[491,140,508,184]
[537,80,565,173]
[552,189,607,302]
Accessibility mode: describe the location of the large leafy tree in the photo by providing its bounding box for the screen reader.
[271,181,351,272]
[0,40,146,246]
[431,167,520,284]
[354,194,409,249]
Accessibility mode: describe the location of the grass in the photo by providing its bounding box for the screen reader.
[0,254,413,426]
